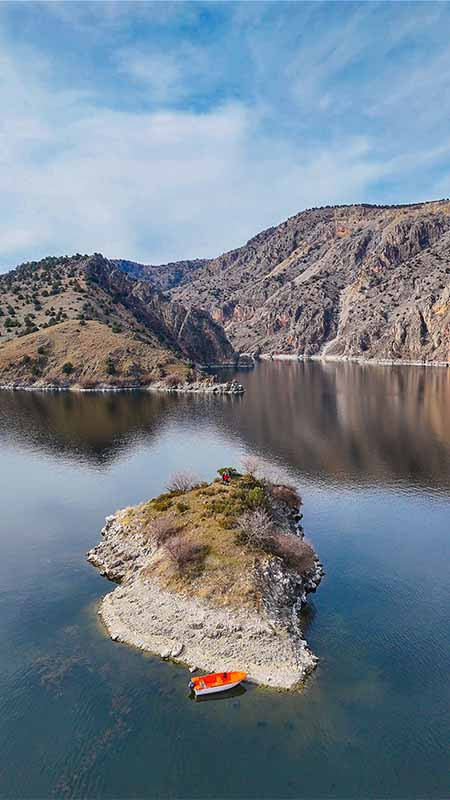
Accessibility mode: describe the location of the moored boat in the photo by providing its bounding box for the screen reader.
[189,671,247,697]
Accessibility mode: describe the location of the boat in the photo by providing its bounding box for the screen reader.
[189,671,247,697]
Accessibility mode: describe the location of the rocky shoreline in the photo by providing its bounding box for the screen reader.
[87,474,323,690]
[0,378,245,394]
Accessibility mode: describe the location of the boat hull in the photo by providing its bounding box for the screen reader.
[193,680,241,697]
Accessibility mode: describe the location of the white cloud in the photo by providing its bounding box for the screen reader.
[0,34,388,271]
[1,1,449,273]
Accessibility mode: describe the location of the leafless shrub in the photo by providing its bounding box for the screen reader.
[241,456,264,477]
[164,536,207,573]
[269,483,303,508]
[166,471,199,493]
[148,514,179,546]
[270,533,315,575]
[236,508,274,548]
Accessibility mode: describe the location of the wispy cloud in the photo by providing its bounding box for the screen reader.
[0,1,449,271]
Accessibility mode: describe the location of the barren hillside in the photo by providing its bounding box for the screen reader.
[0,253,236,386]
[123,201,450,363]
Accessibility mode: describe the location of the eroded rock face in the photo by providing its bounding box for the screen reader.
[158,201,450,363]
[86,257,237,366]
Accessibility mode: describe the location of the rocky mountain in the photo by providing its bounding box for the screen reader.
[123,200,450,363]
[113,257,208,292]
[0,253,236,387]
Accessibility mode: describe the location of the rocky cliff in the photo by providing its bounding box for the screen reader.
[123,200,450,363]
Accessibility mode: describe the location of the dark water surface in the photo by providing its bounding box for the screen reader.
[0,362,449,799]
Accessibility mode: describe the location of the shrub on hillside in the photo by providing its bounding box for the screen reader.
[105,356,116,375]
[62,362,74,374]
[217,467,241,479]
[269,484,303,508]
[164,536,207,574]
[149,514,179,546]
[167,471,199,493]
[270,533,315,575]
[236,508,274,547]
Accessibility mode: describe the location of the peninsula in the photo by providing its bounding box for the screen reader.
[87,467,323,689]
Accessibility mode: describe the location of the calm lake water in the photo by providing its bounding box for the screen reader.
[0,362,449,799]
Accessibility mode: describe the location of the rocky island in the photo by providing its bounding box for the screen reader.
[87,467,323,689]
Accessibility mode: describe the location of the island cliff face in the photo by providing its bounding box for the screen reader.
[87,470,323,689]
[122,200,450,363]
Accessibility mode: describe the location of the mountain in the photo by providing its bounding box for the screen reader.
[0,253,236,387]
[113,257,208,292]
[122,200,450,363]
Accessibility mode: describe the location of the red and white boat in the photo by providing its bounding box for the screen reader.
[189,671,247,697]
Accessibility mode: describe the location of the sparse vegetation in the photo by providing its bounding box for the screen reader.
[148,514,180,546]
[236,508,274,547]
[269,484,303,508]
[269,534,316,574]
[167,471,199,493]
[164,536,208,574]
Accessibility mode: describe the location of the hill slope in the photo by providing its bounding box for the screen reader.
[124,200,450,363]
[0,253,236,386]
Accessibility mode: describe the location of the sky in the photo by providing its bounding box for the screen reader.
[1,0,450,272]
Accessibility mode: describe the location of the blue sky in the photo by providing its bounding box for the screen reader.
[1,1,450,271]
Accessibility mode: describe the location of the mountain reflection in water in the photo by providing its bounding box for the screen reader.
[0,361,448,800]
[1,361,448,490]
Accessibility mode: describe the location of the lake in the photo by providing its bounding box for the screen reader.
[0,361,449,799]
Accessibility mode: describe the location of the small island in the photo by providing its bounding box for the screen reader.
[87,465,323,690]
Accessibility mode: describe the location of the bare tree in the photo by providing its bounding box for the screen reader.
[166,471,199,493]
[241,456,264,478]
[148,514,179,546]
[236,508,274,548]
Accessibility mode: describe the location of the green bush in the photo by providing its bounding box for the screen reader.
[176,502,189,513]
[217,467,241,478]
[105,357,116,375]
[151,497,173,512]
[62,362,74,374]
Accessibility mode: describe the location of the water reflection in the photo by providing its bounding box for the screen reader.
[1,361,448,490]
[0,363,448,798]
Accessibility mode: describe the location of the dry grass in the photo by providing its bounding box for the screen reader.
[140,477,260,609]
[0,320,188,386]
[134,473,314,609]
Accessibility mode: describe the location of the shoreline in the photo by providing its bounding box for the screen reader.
[257,353,450,368]
[87,477,324,690]
[96,570,321,690]
[0,378,245,395]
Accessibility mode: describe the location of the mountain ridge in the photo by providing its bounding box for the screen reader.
[118,199,450,364]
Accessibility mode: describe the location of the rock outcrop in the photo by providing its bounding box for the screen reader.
[87,472,323,689]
